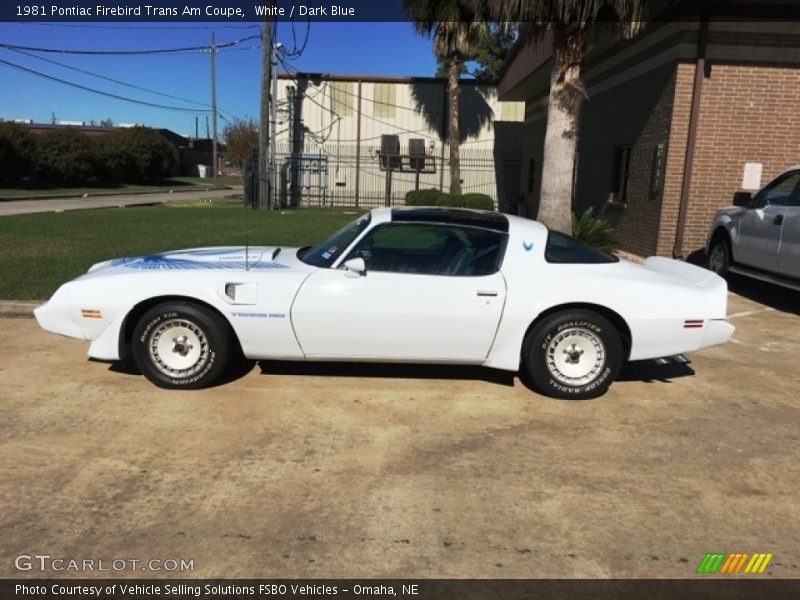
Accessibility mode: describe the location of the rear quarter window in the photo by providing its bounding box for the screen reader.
[544,231,618,264]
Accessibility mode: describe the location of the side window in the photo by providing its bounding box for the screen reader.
[344,223,506,276]
[756,171,800,207]
[545,231,618,264]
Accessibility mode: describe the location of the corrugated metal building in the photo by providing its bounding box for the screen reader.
[272,73,524,209]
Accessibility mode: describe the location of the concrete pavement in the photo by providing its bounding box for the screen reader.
[1,283,799,578]
[0,186,243,217]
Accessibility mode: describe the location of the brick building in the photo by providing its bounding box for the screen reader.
[498,12,800,258]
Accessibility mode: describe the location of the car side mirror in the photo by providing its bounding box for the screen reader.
[343,257,366,276]
[732,191,752,207]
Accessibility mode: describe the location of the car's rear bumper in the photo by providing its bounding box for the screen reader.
[704,318,735,348]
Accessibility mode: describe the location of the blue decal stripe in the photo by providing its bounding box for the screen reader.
[112,256,289,270]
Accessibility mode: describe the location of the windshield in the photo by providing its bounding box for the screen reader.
[299,213,371,268]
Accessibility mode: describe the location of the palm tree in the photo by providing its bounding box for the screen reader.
[484,1,644,233]
[405,0,487,196]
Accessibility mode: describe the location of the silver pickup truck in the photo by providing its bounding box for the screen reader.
[707,166,800,291]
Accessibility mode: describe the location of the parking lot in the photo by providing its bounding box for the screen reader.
[1,276,798,579]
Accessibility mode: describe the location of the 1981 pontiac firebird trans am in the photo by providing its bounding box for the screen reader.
[35,207,734,399]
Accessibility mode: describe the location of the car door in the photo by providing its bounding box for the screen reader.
[291,222,508,362]
[736,170,800,271]
[777,185,800,279]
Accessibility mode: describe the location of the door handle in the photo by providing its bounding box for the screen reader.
[476,290,499,297]
[774,214,784,226]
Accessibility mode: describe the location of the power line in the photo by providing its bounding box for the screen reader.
[280,18,311,60]
[5,47,241,121]
[0,57,212,114]
[0,35,259,56]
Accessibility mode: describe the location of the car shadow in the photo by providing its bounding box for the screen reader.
[101,355,258,387]
[725,273,800,316]
[687,249,800,316]
[100,357,696,392]
[257,360,517,387]
[616,360,695,384]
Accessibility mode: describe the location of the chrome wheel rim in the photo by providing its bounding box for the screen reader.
[148,318,209,379]
[546,327,605,386]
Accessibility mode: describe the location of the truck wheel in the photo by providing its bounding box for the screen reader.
[523,310,623,399]
[708,237,731,276]
[131,301,232,389]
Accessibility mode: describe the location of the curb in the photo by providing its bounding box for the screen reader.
[0,301,39,319]
[0,185,241,203]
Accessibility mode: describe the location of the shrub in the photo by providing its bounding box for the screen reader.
[434,193,495,211]
[0,122,37,182]
[405,188,443,206]
[99,127,179,181]
[34,129,100,184]
[405,190,495,211]
[572,207,618,253]
[460,193,495,211]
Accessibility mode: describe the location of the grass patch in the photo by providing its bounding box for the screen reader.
[0,176,241,200]
[0,204,363,299]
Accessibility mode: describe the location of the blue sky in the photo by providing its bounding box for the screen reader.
[0,22,439,137]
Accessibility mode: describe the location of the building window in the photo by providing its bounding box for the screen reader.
[373,83,396,119]
[613,145,632,203]
[527,158,536,193]
[330,81,353,116]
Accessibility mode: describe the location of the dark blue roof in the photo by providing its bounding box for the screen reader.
[390,208,509,233]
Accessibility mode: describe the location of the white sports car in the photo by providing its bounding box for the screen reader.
[35,207,734,399]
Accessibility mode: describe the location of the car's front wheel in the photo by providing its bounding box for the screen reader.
[131,301,232,389]
[523,309,623,399]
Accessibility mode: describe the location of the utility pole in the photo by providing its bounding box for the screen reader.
[210,32,218,182]
[259,17,272,208]
[269,42,279,209]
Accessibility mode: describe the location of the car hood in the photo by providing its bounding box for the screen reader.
[85,246,309,276]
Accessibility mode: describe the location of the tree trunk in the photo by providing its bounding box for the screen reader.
[537,26,586,234]
[447,58,461,196]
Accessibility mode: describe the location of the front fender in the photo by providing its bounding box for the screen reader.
[88,312,127,361]
[706,211,742,253]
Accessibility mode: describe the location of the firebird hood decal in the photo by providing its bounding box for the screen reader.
[110,248,291,270]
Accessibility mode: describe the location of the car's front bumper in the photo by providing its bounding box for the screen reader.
[34,285,86,340]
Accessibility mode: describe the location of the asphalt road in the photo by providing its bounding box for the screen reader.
[0,187,242,216]
[1,278,798,579]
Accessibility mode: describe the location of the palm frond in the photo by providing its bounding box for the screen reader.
[571,207,618,253]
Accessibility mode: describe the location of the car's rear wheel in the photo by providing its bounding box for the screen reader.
[131,301,232,389]
[708,236,731,276]
[523,309,623,399]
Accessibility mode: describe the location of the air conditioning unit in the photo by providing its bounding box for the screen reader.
[409,138,426,171]
[380,134,400,170]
